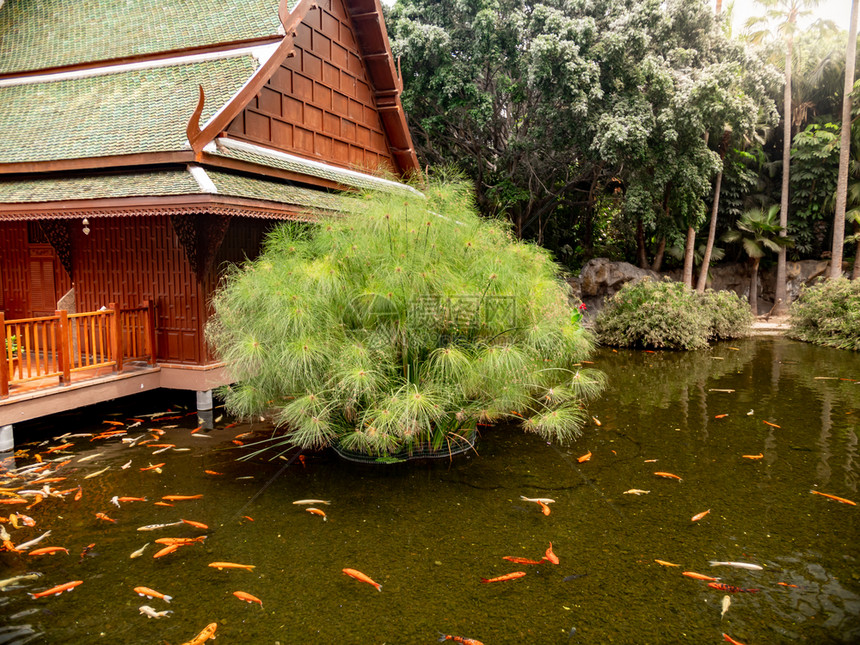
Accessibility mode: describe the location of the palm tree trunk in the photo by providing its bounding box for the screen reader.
[774,33,793,315]
[697,131,731,294]
[854,221,860,279]
[682,226,696,287]
[831,0,859,278]
[651,237,666,272]
[750,257,760,314]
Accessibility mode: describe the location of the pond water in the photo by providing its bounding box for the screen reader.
[1,337,858,644]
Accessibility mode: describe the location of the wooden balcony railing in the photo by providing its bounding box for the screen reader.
[0,300,156,398]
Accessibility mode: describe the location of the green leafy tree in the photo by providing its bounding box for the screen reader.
[790,122,839,258]
[723,205,794,311]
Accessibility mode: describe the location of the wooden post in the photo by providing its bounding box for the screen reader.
[56,310,71,385]
[145,299,157,365]
[0,312,8,398]
[109,302,123,372]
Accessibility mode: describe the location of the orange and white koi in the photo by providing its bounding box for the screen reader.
[543,542,559,565]
[181,519,208,529]
[305,508,327,521]
[134,586,172,602]
[577,451,592,463]
[654,472,682,481]
[682,571,720,581]
[810,490,856,506]
[233,590,263,607]
[95,512,116,523]
[691,509,711,522]
[481,571,526,584]
[29,580,83,598]
[180,622,217,645]
[139,604,173,619]
[438,634,484,645]
[209,562,255,571]
[28,546,68,556]
[342,567,382,591]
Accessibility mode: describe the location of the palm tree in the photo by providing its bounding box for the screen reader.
[723,205,794,313]
[830,0,858,278]
[748,0,823,314]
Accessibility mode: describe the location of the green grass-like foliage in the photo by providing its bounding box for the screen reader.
[594,278,752,350]
[788,278,860,351]
[206,179,603,456]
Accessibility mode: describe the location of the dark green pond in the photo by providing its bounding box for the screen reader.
[1,338,858,644]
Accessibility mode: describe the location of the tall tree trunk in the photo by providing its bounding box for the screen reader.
[636,219,649,269]
[853,221,860,279]
[831,0,859,278]
[774,32,793,315]
[652,237,666,272]
[682,226,696,287]
[697,131,731,294]
[750,257,760,314]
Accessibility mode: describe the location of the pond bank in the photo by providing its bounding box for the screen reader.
[751,315,790,336]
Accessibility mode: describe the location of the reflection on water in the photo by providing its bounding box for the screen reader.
[0,338,858,644]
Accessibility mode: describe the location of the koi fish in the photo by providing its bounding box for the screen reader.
[709,561,763,571]
[44,443,74,454]
[644,459,658,463]
[243,516,254,522]
[137,521,184,532]
[654,559,679,567]
[233,590,263,607]
[28,546,68,556]
[121,460,132,470]
[139,604,173,618]
[152,446,175,455]
[134,586,172,602]
[74,486,82,501]
[14,530,51,551]
[0,572,42,588]
[154,502,174,507]
[306,508,327,521]
[763,420,781,428]
[181,622,217,645]
[79,542,95,563]
[155,537,206,545]
[162,495,203,501]
[810,490,856,505]
[342,568,382,591]
[103,420,125,426]
[777,582,799,588]
[544,542,559,565]
[691,509,711,522]
[84,467,111,480]
[292,499,331,505]
[502,556,543,564]
[77,453,103,463]
[721,595,731,619]
[204,470,223,476]
[682,572,720,581]
[481,571,526,583]
[538,501,551,516]
[519,496,555,504]
[209,562,256,571]
[714,414,728,419]
[623,489,650,495]
[140,463,165,472]
[708,582,759,593]
[181,519,208,529]
[742,454,764,459]
[591,416,601,426]
[722,633,747,645]
[654,472,682,481]
[117,496,147,503]
[577,451,592,463]
[130,543,150,558]
[95,512,116,523]
[30,580,83,598]
[153,544,181,558]
[438,634,485,645]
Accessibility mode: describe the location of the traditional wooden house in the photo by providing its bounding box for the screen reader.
[0,0,419,438]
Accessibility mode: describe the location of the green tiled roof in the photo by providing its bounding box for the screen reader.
[208,171,349,212]
[0,170,201,203]
[0,56,258,163]
[0,0,280,74]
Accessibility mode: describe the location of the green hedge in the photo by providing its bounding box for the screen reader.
[594,278,752,350]
[789,278,860,351]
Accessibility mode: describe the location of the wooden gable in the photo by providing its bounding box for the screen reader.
[226,0,395,174]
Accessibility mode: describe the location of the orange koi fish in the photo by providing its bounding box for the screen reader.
[502,556,543,565]
[682,571,720,581]
[28,546,69,556]
[715,414,729,419]
[208,562,256,571]
[153,544,182,558]
[181,519,209,529]
[29,580,83,598]
[116,497,147,503]
[481,571,526,584]
[763,420,781,428]
[180,622,217,645]
[190,426,203,434]
[537,501,551,516]
[810,490,857,506]
[654,472,682,481]
[544,542,559,565]
[709,582,759,593]
[140,463,165,472]
[154,502,174,507]
[224,423,238,430]
[162,495,203,501]
[742,454,764,460]
[691,509,711,522]
[342,568,382,591]
[155,537,206,545]
[591,416,602,426]
[79,543,95,563]
[134,586,172,602]
[722,634,747,645]
[242,516,254,522]
[204,470,223,476]
[44,443,74,454]
[655,559,680,567]
[305,508,327,521]
[31,477,65,484]
[95,512,116,523]
[103,420,125,426]
[0,499,27,505]
[74,486,82,501]
[777,582,799,588]
[438,635,485,645]
[577,451,592,463]
[233,590,263,607]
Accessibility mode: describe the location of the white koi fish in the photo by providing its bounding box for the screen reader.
[623,489,651,495]
[721,595,731,619]
[519,496,555,504]
[152,446,173,455]
[139,605,173,619]
[83,466,111,479]
[110,496,121,508]
[137,521,184,532]
[15,530,52,551]
[77,453,103,463]
[121,460,132,470]
[709,561,763,571]
[130,543,150,558]
[292,499,331,505]
[0,573,43,589]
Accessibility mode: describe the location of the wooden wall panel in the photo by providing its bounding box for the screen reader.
[0,223,29,319]
[228,0,395,174]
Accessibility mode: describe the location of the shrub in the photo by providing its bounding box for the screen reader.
[206,178,604,457]
[788,278,860,351]
[594,278,752,350]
